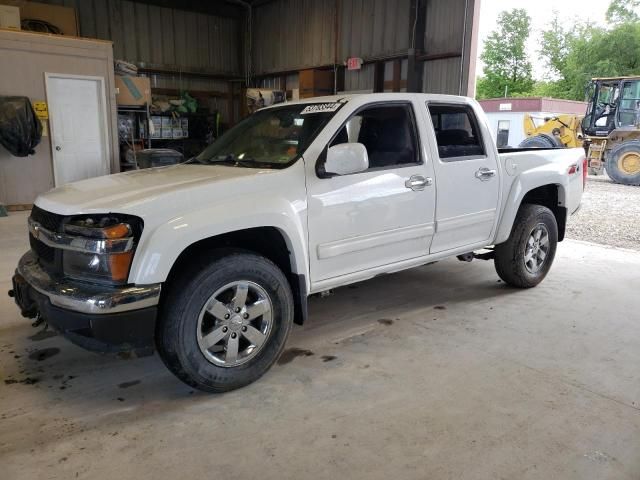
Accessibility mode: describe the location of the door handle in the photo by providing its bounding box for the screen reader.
[405,175,432,191]
[475,168,496,181]
[55,146,62,151]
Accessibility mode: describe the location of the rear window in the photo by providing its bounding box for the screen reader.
[429,104,485,160]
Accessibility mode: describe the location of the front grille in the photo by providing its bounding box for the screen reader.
[31,205,64,231]
[29,233,55,263]
[29,205,65,272]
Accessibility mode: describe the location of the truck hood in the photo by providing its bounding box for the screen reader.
[35,164,274,216]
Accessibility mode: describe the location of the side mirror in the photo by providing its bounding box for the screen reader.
[325,143,369,176]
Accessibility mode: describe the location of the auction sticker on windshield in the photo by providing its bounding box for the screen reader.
[300,103,342,114]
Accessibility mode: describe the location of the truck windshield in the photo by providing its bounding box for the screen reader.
[195,102,343,168]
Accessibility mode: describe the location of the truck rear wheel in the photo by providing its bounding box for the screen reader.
[494,204,558,288]
[157,251,294,392]
[606,140,640,185]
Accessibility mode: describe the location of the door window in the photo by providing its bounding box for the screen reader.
[618,80,640,127]
[429,104,485,160]
[325,104,420,172]
[496,120,510,147]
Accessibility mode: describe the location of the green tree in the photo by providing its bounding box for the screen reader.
[533,2,640,101]
[535,12,581,99]
[563,21,640,99]
[606,0,640,24]
[540,12,574,80]
[476,9,534,99]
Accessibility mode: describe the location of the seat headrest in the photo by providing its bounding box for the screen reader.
[436,129,470,146]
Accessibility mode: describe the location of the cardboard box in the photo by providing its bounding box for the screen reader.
[1,1,78,35]
[0,5,20,30]
[299,69,334,98]
[115,75,151,106]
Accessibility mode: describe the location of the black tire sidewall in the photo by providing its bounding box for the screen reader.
[159,253,293,392]
[519,135,556,148]
[606,141,640,185]
[495,205,558,287]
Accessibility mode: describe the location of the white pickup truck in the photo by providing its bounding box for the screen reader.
[10,93,586,392]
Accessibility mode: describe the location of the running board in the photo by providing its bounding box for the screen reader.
[456,250,495,262]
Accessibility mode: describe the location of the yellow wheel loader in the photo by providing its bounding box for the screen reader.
[521,113,583,149]
[582,76,640,186]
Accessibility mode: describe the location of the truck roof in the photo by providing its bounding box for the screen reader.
[261,92,475,110]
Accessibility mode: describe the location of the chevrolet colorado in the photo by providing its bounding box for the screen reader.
[10,93,586,392]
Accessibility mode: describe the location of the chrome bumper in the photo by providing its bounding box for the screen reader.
[17,251,161,315]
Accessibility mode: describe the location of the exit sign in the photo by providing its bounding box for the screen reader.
[346,57,363,70]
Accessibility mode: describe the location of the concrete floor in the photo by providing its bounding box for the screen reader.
[1,211,639,480]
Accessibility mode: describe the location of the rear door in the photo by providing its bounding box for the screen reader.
[427,102,500,253]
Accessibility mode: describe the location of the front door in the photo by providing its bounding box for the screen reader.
[427,102,500,253]
[306,101,436,284]
[45,74,110,186]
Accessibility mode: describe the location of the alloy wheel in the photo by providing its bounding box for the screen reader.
[196,281,273,367]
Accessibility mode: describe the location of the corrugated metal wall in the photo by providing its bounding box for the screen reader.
[252,0,412,74]
[31,0,477,100]
[252,0,336,74]
[424,0,465,57]
[253,0,476,96]
[344,63,374,92]
[422,0,470,95]
[338,0,411,60]
[35,0,241,75]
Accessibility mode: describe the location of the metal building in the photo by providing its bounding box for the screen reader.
[28,0,479,98]
[0,0,480,206]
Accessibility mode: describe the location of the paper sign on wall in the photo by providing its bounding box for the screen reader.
[33,101,49,119]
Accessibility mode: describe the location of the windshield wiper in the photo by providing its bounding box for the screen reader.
[207,154,267,168]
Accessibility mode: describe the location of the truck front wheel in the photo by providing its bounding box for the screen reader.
[157,252,294,392]
[494,204,558,288]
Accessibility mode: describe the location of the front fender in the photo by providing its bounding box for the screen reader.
[128,195,308,286]
[494,168,568,245]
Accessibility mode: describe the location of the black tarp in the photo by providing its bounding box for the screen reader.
[0,96,42,157]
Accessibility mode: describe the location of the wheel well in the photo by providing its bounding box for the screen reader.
[164,227,307,325]
[521,185,567,241]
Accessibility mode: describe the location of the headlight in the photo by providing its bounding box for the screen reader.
[62,216,142,285]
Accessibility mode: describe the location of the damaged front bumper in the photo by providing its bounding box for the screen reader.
[9,251,160,356]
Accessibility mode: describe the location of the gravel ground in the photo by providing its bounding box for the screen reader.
[565,175,640,251]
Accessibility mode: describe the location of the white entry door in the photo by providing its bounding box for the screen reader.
[45,74,110,186]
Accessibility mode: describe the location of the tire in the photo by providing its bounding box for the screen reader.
[518,134,562,148]
[157,251,294,392]
[605,140,640,186]
[494,204,558,288]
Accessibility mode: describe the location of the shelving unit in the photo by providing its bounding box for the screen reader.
[117,103,151,170]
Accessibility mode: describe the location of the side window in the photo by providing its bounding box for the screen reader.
[428,104,486,160]
[329,104,420,170]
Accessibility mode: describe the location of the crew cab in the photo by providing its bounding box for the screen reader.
[10,93,586,392]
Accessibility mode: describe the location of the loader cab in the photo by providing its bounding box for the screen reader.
[582,78,640,137]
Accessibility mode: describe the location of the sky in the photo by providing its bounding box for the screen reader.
[477,0,612,79]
